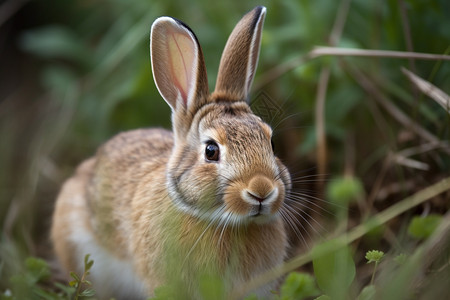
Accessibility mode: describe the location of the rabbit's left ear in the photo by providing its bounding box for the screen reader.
[151,17,209,112]
[214,6,266,102]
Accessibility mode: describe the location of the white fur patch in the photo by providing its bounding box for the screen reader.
[67,196,148,300]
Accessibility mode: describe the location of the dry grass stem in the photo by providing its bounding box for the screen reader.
[346,65,450,155]
[376,180,415,201]
[256,47,450,92]
[328,0,351,46]
[309,47,450,61]
[314,0,352,193]
[397,0,418,74]
[315,67,330,192]
[397,141,450,158]
[392,153,429,171]
[401,67,450,113]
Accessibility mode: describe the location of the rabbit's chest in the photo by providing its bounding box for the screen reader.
[163,215,287,283]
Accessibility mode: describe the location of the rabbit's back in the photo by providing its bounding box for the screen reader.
[51,128,173,299]
[88,128,172,246]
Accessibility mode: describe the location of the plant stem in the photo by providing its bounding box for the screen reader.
[370,261,378,285]
[309,47,450,61]
[74,269,87,300]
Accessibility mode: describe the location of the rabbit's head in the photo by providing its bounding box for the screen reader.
[150,6,291,225]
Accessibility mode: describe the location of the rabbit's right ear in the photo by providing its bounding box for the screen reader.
[151,17,209,113]
[214,6,266,102]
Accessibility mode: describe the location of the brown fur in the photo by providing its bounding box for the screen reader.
[51,6,291,299]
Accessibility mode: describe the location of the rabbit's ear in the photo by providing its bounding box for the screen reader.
[214,6,266,102]
[151,17,209,112]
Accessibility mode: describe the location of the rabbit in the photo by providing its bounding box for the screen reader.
[51,5,292,299]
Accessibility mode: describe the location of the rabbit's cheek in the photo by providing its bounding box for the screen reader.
[177,165,219,204]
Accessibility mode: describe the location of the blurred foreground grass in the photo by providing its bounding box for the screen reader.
[0,0,449,298]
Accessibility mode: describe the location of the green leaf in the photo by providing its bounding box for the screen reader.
[393,253,407,265]
[69,280,77,287]
[54,282,76,297]
[19,26,92,66]
[407,214,442,239]
[24,257,51,282]
[280,272,319,300]
[86,260,94,270]
[9,274,33,298]
[327,176,365,206]
[149,285,177,300]
[82,280,92,286]
[70,271,80,282]
[84,254,91,266]
[79,288,95,297]
[312,241,356,300]
[357,285,376,300]
[199,275,225,300]
[326,83,362,123]
[33,286,60,300]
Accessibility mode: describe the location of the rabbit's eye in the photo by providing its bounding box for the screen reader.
[205,141,220,161]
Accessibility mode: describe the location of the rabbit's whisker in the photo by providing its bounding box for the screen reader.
[279,207,308,249]
[283,201,326,236]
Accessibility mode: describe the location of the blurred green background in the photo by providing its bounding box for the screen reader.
[1,0,449,297]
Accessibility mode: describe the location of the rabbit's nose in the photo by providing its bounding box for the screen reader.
[246,191,266,203]
[243,176,278,204]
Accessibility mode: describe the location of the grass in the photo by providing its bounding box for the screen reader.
[1,0,449,299]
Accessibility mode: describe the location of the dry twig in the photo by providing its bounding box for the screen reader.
[309,47,450,61]
[402,67,450,113]
[345,65,450,155]
[314,0,352,193]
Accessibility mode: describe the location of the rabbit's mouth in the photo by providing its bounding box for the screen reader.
[250,203,263,217]
[249,202,275,217]
[248,206,279,224]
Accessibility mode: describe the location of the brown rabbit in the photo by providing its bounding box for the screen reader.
[51,6,292,299]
